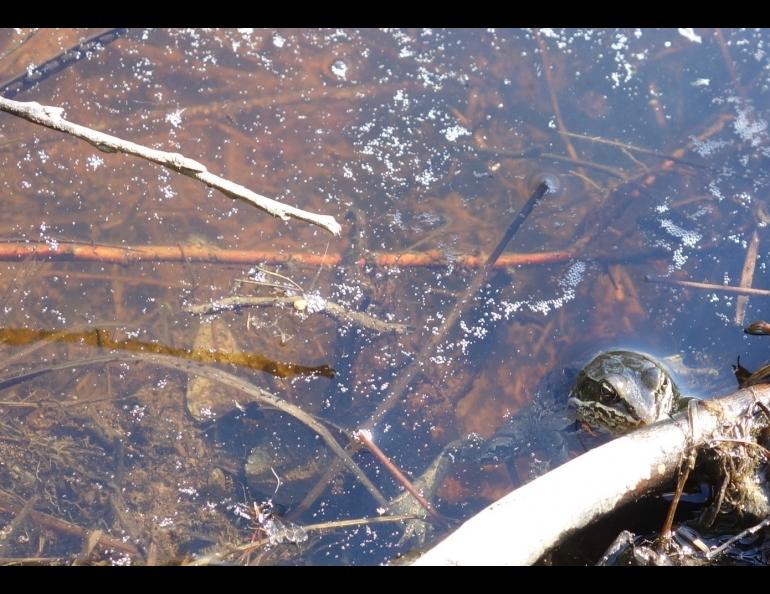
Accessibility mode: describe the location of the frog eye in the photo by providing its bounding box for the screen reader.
[599,381,619,402]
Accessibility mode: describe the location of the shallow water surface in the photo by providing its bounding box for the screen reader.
[0,28,768,564]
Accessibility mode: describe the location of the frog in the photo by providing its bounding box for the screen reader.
[469,350,688,479]
[568,350,682,433]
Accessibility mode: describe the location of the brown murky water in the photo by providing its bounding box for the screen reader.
[0,28,769,564]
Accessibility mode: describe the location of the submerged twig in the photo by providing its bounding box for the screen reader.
[556,130,714,171]
[184,295,410,335]
[0,29,127,98]
[189,514,423,565]
[534,30,579,161]
[646,275,770,298]
[0,326,334,380]
[706,516,770,561]
[354,430,447,526]
[735,229,760,326]
[0,96,341,236]
[475,145,627,179]
[0,488,140,557]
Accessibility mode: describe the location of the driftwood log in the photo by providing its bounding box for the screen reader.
[412,384,770,565]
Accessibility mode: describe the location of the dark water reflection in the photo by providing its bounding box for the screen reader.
[0,28,769,564]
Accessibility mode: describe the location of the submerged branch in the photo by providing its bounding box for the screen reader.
[0,240,676,269]
[184,295,411,335]
[646,275,770,298]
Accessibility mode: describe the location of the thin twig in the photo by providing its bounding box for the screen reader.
[0,96,341,236]
[354,430,447,526]
[0,29,127,98]
[556,130,714,171]
[0,239,575,267]
[475,145,626,179]
[660,449,695,540]
[534,30,579,161]
[646,275,770,298]
[735,229,760,326]
[189,514,424,565]
[706,516,770,561]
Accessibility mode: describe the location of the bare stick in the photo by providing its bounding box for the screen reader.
[0,96,341,236]
[646,275,770,298]
[354,430,447,526]
[0,239,677,270]
[735,229,760,325]
[706,516,770,561]
[0,239,575,268]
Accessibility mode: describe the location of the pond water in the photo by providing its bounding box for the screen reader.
[0,28,769,565]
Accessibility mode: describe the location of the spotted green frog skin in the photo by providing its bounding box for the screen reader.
[568,350,681,434]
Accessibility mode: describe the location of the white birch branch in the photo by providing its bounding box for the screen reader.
[412,384,770,565]
[0,96,341,236]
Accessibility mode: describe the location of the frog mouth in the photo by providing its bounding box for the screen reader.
[568,396,644,433]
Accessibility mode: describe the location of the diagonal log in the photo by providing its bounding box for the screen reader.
[413,384,770,565]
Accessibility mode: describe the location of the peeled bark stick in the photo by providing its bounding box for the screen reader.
[412,384,770,566]
[0,96,341,236]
